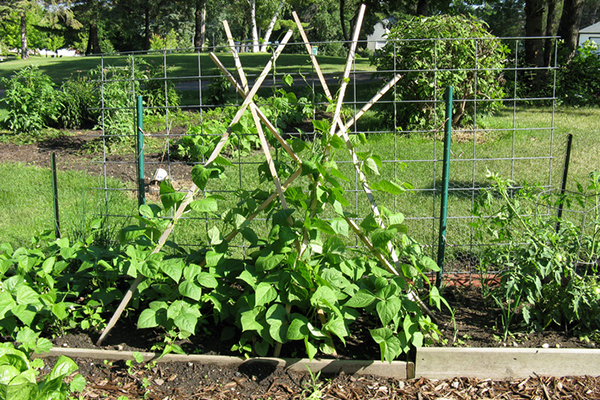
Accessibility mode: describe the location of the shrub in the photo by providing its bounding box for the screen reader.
[371,15,507,131]
[57,73,98,129]
[1,66,58,134]
[558,40,600,106]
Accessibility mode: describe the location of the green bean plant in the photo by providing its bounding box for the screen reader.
[120,113,446,363]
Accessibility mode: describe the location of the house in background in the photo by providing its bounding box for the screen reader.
[578,21,600,48]
[367,18,395,52]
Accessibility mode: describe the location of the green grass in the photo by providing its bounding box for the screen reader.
[0,52,375,89]
[0,162,137,248]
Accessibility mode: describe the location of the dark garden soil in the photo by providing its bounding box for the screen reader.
[2,132,600,399]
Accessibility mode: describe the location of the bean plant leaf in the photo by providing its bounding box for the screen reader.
[197,272,218,288]
[344,290,376,308]
[287,315,309,340]
[372,179,406,195]
[254,282,277,308]
[372,228,397,248]
[179,281,202,301]
[138,308,159,329]
[189,197,218,213]
[304,337,317,360]
[418,256,440,272]
[330,218,349,237]
[240,308,262,332]
[161,258,184,283]
[191,165,211,191]
[376,297,402,326]
[174,306,201,334]
[256,252,285,271]
[370,328,402,363]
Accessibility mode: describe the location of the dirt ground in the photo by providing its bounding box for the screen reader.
[2,132,600,399]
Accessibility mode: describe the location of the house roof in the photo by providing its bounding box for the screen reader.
[579,21,600,33]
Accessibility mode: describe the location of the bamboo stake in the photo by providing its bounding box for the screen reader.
[204,29,294,166]
[98,33,294,346]
[292,9,435,319]
[222,20,249,92]
[292,11,332,101]
[209,52,300,163]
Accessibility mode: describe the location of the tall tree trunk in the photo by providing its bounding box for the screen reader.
[86,22,100,55]
[340,0,349,43]
[20,12,28,59]
[194,0,207,50]
[249,0,259,53]
[260,1,284,52]
[417,0,429,16]
[558,0,584,55]
[543,0,560,68]
[524,0,546,67]
[144,7,151,50]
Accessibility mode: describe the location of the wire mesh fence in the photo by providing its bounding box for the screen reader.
[86,36,599,274]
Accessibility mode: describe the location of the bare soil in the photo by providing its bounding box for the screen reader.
[2,132,600,399]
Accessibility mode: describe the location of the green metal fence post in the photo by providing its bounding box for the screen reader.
[556,133,573,233]
[51,152,61,239]
[137,95,145,207]
[436,86,453,289]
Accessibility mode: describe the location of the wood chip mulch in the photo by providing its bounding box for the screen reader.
[73,358,600,400]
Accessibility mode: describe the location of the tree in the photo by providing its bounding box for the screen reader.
[558,0,585,55]
[372,14,507,130]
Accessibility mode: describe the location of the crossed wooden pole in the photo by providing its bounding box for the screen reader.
[97,5,434,350]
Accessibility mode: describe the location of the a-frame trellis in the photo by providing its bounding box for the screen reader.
[98,5,434,350]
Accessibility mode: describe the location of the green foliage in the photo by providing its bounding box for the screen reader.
[558,40,600,106]
[472,171,600,339]
[371,15,507,131]
[0,328,85,400]
[149,30,179,51]
[124,114,445,362]
[205,74,233,106]
[1,66,58,134]
[57,73,99,129]
[0,228,124,337]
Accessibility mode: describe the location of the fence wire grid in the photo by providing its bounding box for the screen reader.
[88,37,598,274]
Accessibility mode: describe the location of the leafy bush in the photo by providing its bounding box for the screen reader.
[558,40,600,106]
[141,63,181,113]
[1,66,58,134]
[472,171,600,339]
[371,15,507,131]
[57,73,98,129]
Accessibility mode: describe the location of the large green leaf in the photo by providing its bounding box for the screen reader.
[179,281,202,301]
[344,289,375,308]
[197,272,218,288]
[254,282,277,308]
[189,197,218,213]
[287,315,309,340]
[370,328,402,363]
[173,306,201,334]
[138,308,159,329]
[240,308,262,332]
[47,355,78,380]
[376,297,401,326]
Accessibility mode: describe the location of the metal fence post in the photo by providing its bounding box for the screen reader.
[137,95,145,207]
[51,152,61,239]
[436,86,453,288]
[555,133,573,233]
